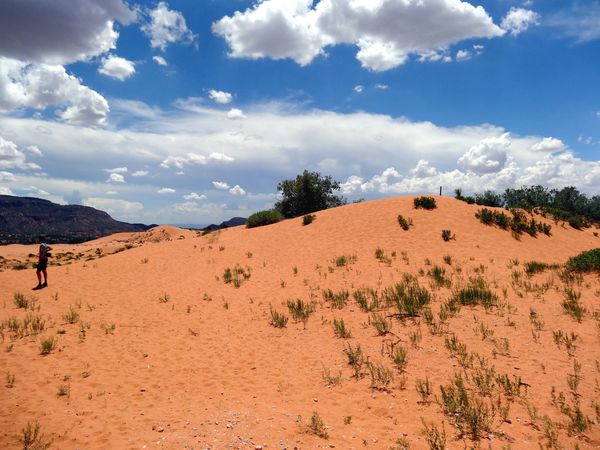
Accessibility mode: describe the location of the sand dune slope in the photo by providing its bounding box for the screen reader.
[1,197,599,449]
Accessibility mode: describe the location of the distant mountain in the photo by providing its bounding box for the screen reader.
[0,195,155,245]
[202,216,247,232]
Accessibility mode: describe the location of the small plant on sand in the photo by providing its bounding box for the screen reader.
[287,299,314,326]
[370,312,391,335]
[6,371,15,388]
[391,345,408,372]
[442,255,452,265]
[62,306,80,324]
[415,377,432,404]
[302,214,316,225]
[422,420,446,450]
[428,265,451,288]
[343,343,364,378]
[414,196,437,210]
[397,214,413,230]
[246,209,284,228]
[353,287,380,312]
[100,323,116,334]
[21,421,52,450]
[334,254,356,267]
[409,329,422,348]
[365,360,394,390]
[14,292,29,309]
[57,384,70,397]
[223,268,232,283]
[441,229,454,242]
[39,336,56,355]
[524,261,559,276]
[452,277,497,309]
[562,287,586,322]
[269,307,288,328]
[566,248,600,272]
[321,366,342,387]
[383,276,431,317]
[308,411,329,438]
[333,318,352,338]
[322,289,349,309]
[158,293,170,303]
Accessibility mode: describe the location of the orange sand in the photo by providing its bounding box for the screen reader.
[1,196,599,449]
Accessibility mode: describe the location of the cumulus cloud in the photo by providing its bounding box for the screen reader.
[0,171,17,181]
[458,133,510,174]
[212,181,230,190]
[0,57,109,127]
[0,0,135,65]
[106,172,125,183]
[142,2,197,50]
[184,192,207,201]
[229,185,246,196]
[0,186,15,195]
[157,187,176,194]
[227,108,246,120]
[212,0,505,71]
[353,85,364,93]
[153,55,168,66]
[132,170,149,177]
[98,54,136,80]
[105,167,128,174]
[83,197,144,219]
[501,7,540,36]
[208,89,233,104]
[531,137,565,153]
[374,83,388,90]
[160,152,234,169]
[456,49,471,61]
[0,135,41,170]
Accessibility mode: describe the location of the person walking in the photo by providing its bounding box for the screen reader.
[33,238,52,290]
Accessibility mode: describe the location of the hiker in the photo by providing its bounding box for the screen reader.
[33,238,52,290]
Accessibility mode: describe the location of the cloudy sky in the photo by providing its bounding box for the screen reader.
[0,0,599,225]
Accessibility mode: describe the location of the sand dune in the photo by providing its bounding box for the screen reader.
[1,197,599,449]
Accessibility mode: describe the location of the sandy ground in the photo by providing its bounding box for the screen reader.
[1,196,599,449]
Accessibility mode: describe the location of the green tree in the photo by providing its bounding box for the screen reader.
[275,170,346,218]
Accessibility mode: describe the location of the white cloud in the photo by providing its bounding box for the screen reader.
[106,172,125,183]
[142,2,197,50]
[531,137,565,153]
[501,8,540,36]
[83,197,143,219]
[25,145,43,157]
[160,151,235,169]
[157,187,175,194]
[25,185,50,196]
[184,192,207,201]
[473,44,484,54]
[456,49,471,61]
[0,0,136,65]
[212,181,230,190]
[374,83,388,90]
[410,160,438,179]
[458,133,510,174]
[353,85,364,93]
[132,170,149,177]
[0,186,15,195]
[106,190,118,195]
[227,108,247,120]
[546,3,600,43]
[105,166,128,174]
[98,54,136,80]
[208,89,233,104]
[0,171,16,181]
[212,0,505,71]
[153,55,168,66]
[0,135,41,170]
[229,185,246,196]
[0,57,109,127]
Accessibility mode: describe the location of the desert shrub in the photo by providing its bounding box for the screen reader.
[322,289,349,309]
[391,345,408,372]
[269,307,288,328]
[397,214,413,230]
[246,209,283,228]
[21,421,52,450]
[14,292,29,309]
[383,277,431,317]
[416,377,433,403]
[334,255,356,267]
[414,196,437,210]
[370,312,391,335]
[302,214,316,225]
[475,208,494,225]
[428,265,451,287]
[275,170,346,218]
[441,229,453,241]
[452,277,497,309]
[562,288,586,322]
[365,360,394,390]
[422,420,446,450]
[353,287,380,312]
[333,318,352,338]
[308,411,329,438]
[524,261,559,276]
[566,248,600,272]
[286,299,314,325]
[62,306,79,324]
[343,343,364,378]
[39,336,57,355]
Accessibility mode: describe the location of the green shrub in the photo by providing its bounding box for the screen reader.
[353,287,380,312]
[302,214,316,225]
[13,292,29,309]
[286,299,314,325]
[441,229,453,241]
[428,265,451,287]
[365,360,394,390]
[566,248,600,272]
[308,411,329,438]
[62,306,80,324]
[333,318,352,338]
[246,209,284,228]
[269,307,288,328]
[383,277,431,317]
[39,336,57,355]
[21,421,52,450]
[397,214,413,230]
[524,261,559,276]
[370,312,391,335]
[562,288,586,322]
[322,289,349,309]
[452,277,497,309]
[414,196,437,210]
[391,345,408,372]
[343,343,364,378]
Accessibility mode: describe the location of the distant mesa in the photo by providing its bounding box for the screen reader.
[0,195,156,245]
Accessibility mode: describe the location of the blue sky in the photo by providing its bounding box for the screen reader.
[0,0,599,225]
